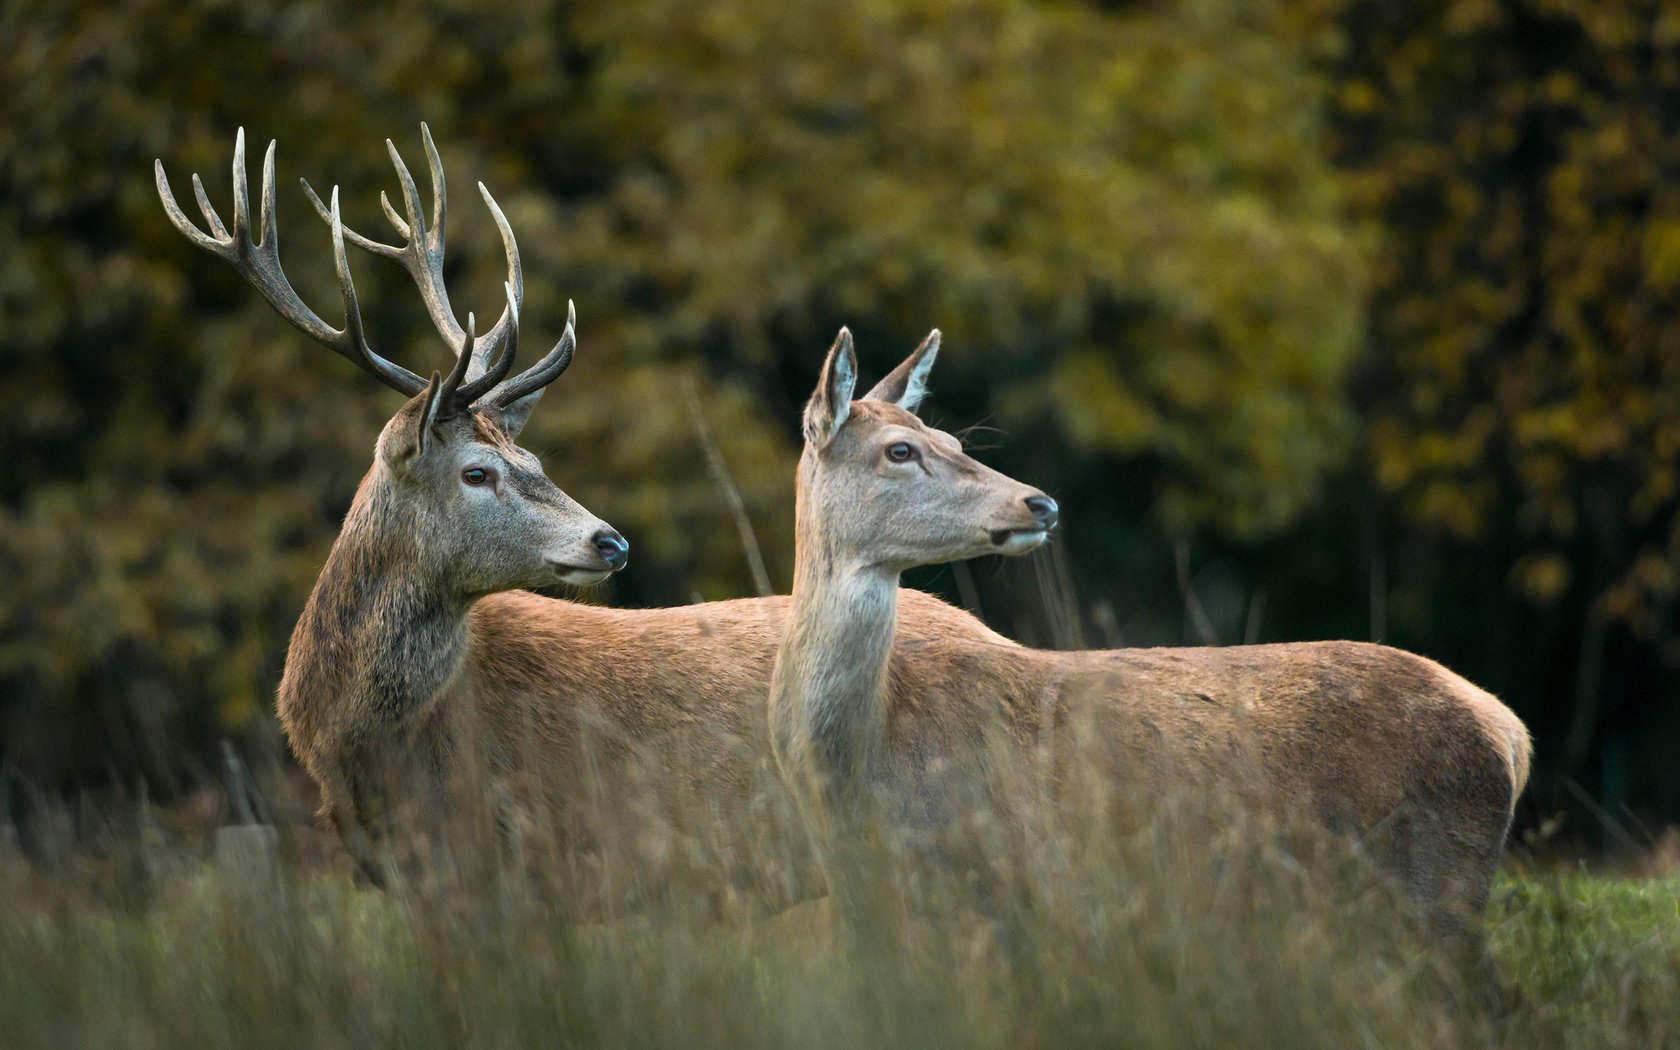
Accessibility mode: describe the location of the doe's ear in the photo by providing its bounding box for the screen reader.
[803,327,858,449]
[863,329,940,413]
[380,371,448,474]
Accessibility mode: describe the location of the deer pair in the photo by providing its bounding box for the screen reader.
[158,128,1529,952]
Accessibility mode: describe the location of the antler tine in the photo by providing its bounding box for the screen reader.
[385,137,429,255]
[155,130,425,397]
[328,187,429,395]
[380,192,410,240]
[257,138,279,249]
[438,311,478,407]
[158,164,223,252]
[301,178,404,259]
[477,182,524,327]
[489,299,574,408]
[230,130,251,246]
[421,123,446,254]
[190,173,229,240]
[456,282,521,405]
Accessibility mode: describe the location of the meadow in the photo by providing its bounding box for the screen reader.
[5,5,1680,1047]
[2,772,1676,1050]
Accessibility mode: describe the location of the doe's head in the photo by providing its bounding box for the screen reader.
[800,328,1057,574]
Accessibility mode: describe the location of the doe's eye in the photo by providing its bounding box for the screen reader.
[885,442,919,463]
[462,467,492,487]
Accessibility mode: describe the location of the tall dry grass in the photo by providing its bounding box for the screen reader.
[9,705,1677,1050]
[4,559,1677,1048]
[0,765,1455,1049]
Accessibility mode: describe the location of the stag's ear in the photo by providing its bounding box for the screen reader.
[493,391,542,439]
[863,329,940,413]
[381,372,448,473]
[804,327,858,449]
[417,370,450,455]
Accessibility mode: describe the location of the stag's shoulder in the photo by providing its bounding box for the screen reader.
[463,592,786,736]
[897,589,1020,648]
[470,591,788,645]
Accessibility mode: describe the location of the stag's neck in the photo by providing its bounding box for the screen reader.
[280,473,471,745]
[771,524,901,790]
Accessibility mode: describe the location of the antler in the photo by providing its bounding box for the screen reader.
[298,124,575,412]
[154,129,427,396]
[157,126,577,416]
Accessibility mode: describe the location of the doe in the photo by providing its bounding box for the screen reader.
[770,329,1532,960]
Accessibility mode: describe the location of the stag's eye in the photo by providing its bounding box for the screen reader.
[885,442,919,464]
[462,467,494,487]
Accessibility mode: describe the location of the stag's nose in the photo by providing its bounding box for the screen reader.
[1024,495,1059,530]
[592,528,630,571]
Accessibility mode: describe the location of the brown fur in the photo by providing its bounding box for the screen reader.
[764,332,1532,944]
[275,348,1528,939]
[287,586,1523,930]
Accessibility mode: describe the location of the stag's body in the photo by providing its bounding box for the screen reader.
[277,502,1020,847]
[768,331,1531,943]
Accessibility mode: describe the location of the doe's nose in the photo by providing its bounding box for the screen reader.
[592,528,630,571]
[1024,495,1059,530]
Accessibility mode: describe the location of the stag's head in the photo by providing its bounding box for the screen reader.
[799,329,1057,573]
[370,375,626,591]
[157,126,629,592]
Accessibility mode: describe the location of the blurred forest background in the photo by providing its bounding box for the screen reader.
[2,0,1677,851]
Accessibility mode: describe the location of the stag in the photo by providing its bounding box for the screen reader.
[770,329,1532,956]
[156,127,637,866]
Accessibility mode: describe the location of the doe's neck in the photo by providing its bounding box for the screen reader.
[775,500,903,785]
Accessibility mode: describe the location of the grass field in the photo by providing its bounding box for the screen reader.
[2,796,1676,1050]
